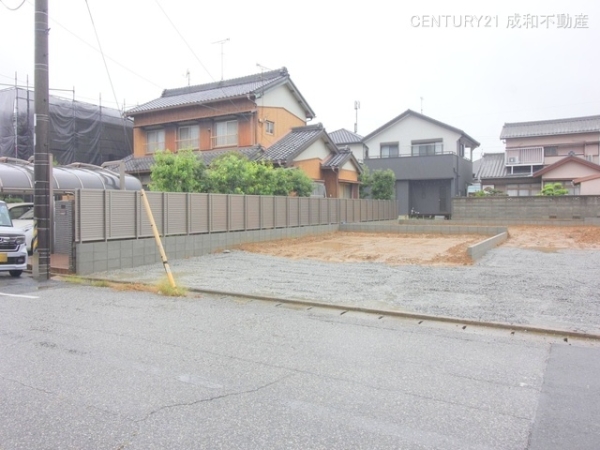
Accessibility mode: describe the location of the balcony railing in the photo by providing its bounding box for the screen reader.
[505,147,543,165]
[211,133,238,148]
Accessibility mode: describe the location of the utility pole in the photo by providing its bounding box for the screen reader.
[354,100,360,134]
[34,0,51,280]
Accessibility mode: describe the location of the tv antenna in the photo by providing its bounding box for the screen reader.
[256,63,271,74]
[354,100,360,133]
[420,96,424,114]
[184,69,190,86]
[212,38,230,80]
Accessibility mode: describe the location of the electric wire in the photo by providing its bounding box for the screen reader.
[0,0,26,11]
[84,0,131,150]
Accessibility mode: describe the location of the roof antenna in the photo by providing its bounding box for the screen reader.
[420,96,424,114]
[184,69,190,86]
[212,38,230,81]
[256,63,271,74]
[354,101,360,133]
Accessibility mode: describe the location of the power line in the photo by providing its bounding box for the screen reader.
[0,0,26,11]
[84,0,131,149]
[44,9,163,91]
[153,0,214,81]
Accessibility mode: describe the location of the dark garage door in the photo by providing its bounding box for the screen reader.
[409,180,451,216]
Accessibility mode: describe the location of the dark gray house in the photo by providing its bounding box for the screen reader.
[363,109,479,217]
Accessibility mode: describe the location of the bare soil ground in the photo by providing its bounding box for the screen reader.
[237,226,600,266]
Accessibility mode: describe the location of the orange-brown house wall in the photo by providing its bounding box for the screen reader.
[132,98,256,128]
[256,106,306,147]
[291,159,322,180]
[338,168,359,182]
[131,100,309,157]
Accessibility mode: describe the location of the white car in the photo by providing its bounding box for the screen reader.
[0,201,28,277]
[8,202,34,222]
[12,208,34,255]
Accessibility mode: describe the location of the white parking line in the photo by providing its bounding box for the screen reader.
[0,292,39,299]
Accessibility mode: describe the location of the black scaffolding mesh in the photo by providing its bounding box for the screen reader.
[0,87,132,165]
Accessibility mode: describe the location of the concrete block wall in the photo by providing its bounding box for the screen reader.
[340,222,507,236]
[453,196,600,222]
[75,224,338,275]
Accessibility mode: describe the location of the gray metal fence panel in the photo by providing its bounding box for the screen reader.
[299,198,309,226]
[75,189,396,242]
[319,198,329,224]
[190,193,209,233]
[361,199,368,221]
[352,200,360,222]
[261,196,274,229]
[309,198,320,225]
[274,196,287,228]
[139,191,164,237]
[246,196,260,230]
[108,191,137,239]
[211,194,228,232]
[54,200,74,255]
[329,199,338,224]
[166,192,187,235]
[79,190,106,241]
[229,195,245,231]
[288,197,299,227]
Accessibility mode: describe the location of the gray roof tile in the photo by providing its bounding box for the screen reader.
[126,67,315,119]
[500,114,600,139]
[329,128,363,144]
[475,153,509,179]
[261,124,325,163]
[322,149,352,168]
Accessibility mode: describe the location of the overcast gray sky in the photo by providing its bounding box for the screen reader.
[1,0,599,159]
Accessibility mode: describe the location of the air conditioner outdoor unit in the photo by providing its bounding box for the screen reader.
[508,157,519,163]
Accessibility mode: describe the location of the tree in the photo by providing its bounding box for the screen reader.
[539,182,569,196]
[149,149,206,192]
[205,152,314,196]
[360,167,395,200]
[358,166,372,198]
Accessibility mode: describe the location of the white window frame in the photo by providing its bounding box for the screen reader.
[265,120,274,135]
[212,120,238,147]
[146,129,165,153]
[380,143,399,158]
[411,141,443,156]
[177,124,199,151]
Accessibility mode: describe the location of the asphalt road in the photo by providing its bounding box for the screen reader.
[1,275,599,449]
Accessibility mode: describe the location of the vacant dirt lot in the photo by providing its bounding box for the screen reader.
[237,226,600,266]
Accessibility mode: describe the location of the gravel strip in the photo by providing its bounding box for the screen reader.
[94,247,600,334]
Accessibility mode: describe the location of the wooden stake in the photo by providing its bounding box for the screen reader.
[140,190,176,288]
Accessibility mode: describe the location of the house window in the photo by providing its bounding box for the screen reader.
[177,125,199,150]
[265,120,274,135]
[544,146,558,157]
[380,143,399,158]
[213,120,238,147]
[146,129,165,153]
[411,141,443,156]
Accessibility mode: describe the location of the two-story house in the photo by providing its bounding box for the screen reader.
[363,109,479,217]
[476,114,600,195]
[120,67,316,187]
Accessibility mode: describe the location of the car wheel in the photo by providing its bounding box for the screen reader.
[9,270,22,278]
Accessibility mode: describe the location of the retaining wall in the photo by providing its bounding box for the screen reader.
[453,196,600,222]
[75,224,338,275]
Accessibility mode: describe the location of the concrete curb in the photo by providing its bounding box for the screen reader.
[83,276,600,342]
[468,232,509,260]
